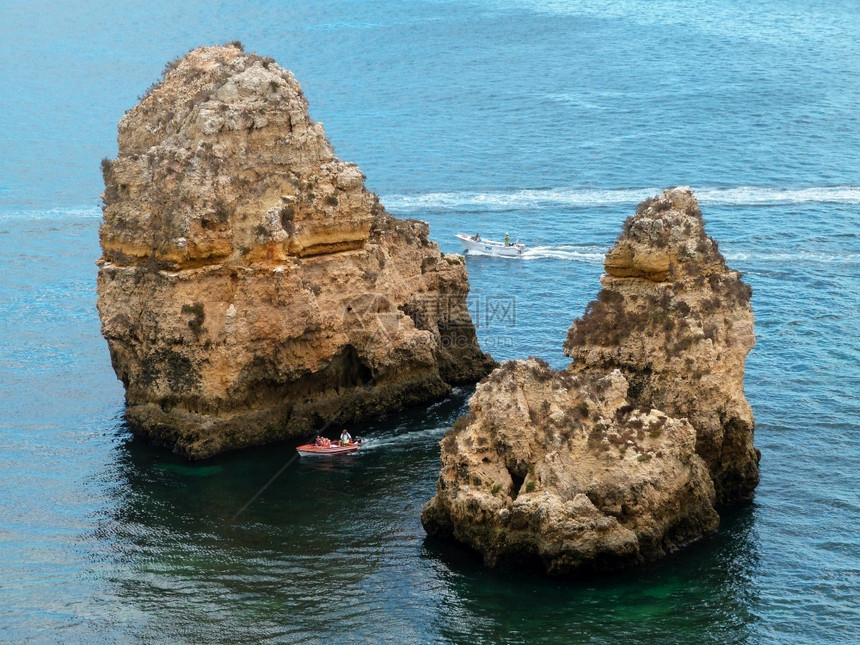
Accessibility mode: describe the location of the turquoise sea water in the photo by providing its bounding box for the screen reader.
[1,1,858,642]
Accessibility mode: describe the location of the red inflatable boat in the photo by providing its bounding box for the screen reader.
[296,437,361,457]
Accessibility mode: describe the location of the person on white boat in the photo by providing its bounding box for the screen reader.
[504,233,511,246]
[472,232,481,241]
[340,429,352,445]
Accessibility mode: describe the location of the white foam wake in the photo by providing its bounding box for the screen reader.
[724,250,860,265]
[382,186,860,212]
[519,245,606,263]
[5,187,856,221]
[696,186,860,206]
[383,187,658,212]
[0,206,102,221]
[358,425,448,451]
[461,245,856,265]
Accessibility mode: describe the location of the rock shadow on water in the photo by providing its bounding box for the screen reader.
[86,429,394,640]
[82,389,477,641]
[420,502,761,644]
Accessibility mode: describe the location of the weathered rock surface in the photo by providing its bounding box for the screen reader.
[421,360,719,575]
[422,188,757,575]
[97,44,495,459]
[565,188,759,504]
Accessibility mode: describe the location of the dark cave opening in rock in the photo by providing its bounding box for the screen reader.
[508,467,525,500]
[325,344,373,393]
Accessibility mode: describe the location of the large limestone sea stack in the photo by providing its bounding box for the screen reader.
[422,188,759,576]
[97,44,494,458]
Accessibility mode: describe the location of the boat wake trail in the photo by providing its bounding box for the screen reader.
[358,425,449,452]
[383,186,860,213]
[517,245,859,266]
[519,244,606,263]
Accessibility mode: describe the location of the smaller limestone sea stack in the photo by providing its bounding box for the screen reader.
[567,188,759,505]
[97,44,494,458]
[422,188,758,575]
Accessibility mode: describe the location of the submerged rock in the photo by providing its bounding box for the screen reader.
[422,188,757,575]
[97,44,495,459]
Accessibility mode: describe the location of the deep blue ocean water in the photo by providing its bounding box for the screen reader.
[1,1,858,642]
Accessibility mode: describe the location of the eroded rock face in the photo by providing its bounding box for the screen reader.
[422,188,757,575]
[421,360,719,575]
[565,188,758,504]
[97,44,495,458]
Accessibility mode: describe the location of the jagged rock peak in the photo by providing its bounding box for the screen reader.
[97,44,495,459]
[120,43,323,159]
[565,187,758,505]
[602,187,724,282]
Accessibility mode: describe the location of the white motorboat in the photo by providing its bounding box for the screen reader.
[455,233,525,257]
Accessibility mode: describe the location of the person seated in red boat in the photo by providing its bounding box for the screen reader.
[340,429,352,446]
[314,436,331,448]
